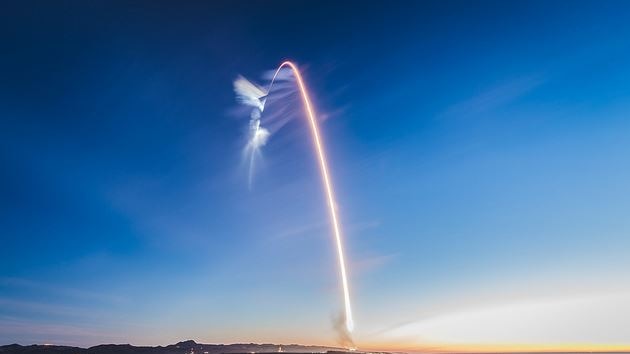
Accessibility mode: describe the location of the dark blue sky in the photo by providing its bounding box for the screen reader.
[1,1,630,349]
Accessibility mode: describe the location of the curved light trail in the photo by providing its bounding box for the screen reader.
[266,61,354,334]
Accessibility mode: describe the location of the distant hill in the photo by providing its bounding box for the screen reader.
[0,341,348,354]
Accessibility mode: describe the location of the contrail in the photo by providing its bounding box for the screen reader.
[235,61,355,335]
[272,61,354,334]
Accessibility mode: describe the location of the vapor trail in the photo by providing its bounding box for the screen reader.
[234,61,355,336]
[268,62,354,334]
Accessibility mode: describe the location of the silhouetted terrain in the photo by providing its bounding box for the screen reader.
[0,341,351,354]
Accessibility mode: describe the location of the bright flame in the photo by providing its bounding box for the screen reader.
[267,61,355,334]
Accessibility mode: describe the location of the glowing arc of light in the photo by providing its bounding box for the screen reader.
[267,61,354,333]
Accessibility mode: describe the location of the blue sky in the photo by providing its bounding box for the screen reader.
[1,0,630,350]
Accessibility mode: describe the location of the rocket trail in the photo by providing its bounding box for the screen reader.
[267,61,354,334]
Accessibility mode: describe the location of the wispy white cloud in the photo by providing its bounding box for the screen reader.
[352,253,397,275]
[0,277,125,304]
[378,291,630,348]
[0,316,124,346]
[0,297,127,324]
[442,75,544,118]
[273,220,328,239]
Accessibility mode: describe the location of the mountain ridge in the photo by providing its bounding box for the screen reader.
[0,341,350,354]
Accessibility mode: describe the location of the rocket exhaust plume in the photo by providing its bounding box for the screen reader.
[333,311,356,348]
[234,61,355,337]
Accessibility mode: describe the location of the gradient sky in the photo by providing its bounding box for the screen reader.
[1,0,630,350]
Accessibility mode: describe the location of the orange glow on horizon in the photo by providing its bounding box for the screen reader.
[356,341,630,353]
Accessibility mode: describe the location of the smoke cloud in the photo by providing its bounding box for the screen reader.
[333,311,355,349]
[233,75,266,111]
[233,69,299,188]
